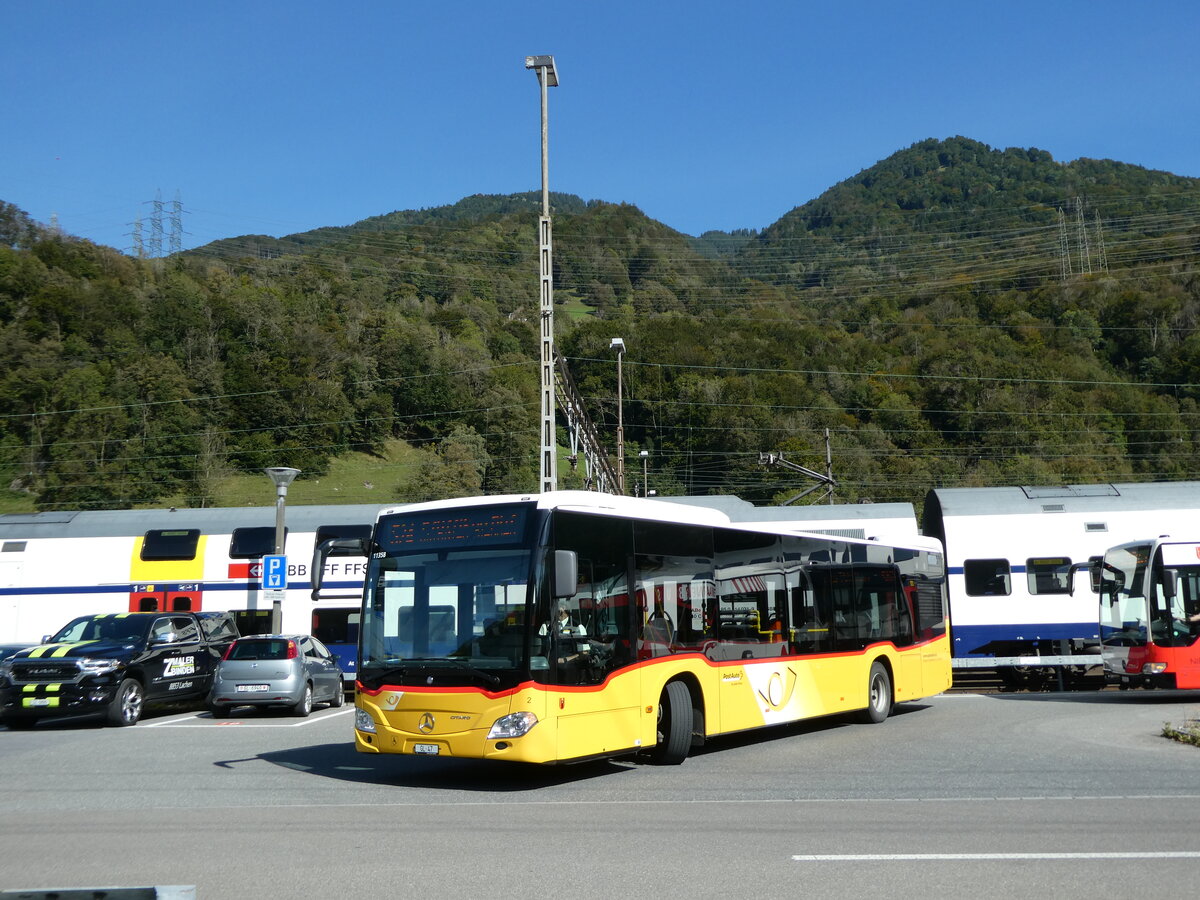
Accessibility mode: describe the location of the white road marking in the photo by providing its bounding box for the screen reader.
[144,708,355,727]
[792,851,1200,861]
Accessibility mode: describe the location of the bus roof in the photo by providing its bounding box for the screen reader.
[374,492,933,553]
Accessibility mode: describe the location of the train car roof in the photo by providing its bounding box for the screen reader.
[0,504,385,539]
[925,482,1200,519]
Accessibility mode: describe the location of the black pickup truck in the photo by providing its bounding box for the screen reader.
[0,611,238,728]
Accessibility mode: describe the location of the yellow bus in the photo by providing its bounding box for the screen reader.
[312,491,951,765]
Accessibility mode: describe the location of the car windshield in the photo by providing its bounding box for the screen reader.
[228,639,293,661]
[51,615,150,644]
[359,548,533,676]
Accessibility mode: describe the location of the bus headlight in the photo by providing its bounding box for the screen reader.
[487,711,538,740]
[355,708,377,734]
[1143,662,1168,674]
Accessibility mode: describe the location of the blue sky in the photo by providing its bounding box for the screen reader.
[3,1,1197,253]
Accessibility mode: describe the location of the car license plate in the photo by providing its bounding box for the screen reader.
[413,743,440,755]
[26,698,52,707]
[236,684,270,692]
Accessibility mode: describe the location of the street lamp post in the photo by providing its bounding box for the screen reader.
[639,449,649,497]
[610,337,626,494]
[525,54,559,493]
[264,466,300,632]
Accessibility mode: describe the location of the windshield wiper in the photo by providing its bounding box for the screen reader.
[443,657,502,689]
[364,658,501,689]
[359,664,412,687]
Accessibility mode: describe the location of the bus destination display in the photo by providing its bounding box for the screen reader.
[377,505,529,552]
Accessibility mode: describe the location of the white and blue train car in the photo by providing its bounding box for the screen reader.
[922,482,1200,682]
[0,504,382,680]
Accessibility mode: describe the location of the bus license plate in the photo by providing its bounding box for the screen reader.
[236,684,269,692]
[413,743,440,755]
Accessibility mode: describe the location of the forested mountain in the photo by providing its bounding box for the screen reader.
[2,136,1199,513]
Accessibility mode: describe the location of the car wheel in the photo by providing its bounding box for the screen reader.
[292,683,313,718]
[2,714,36,730]
[329,683,346,708]
[106,678,145,727]
[209,703,231,719]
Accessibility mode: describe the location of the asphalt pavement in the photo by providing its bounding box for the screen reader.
[2,690,1200,898]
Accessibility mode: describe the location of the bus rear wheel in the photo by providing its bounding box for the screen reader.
[862,661,893,724]
[651,681,693,765]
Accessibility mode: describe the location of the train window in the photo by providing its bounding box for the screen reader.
[963,559,1011,596]
[231,609,273,637]
[1026,557,1072,595]
[230,526,284,559]
[312,608,361,645]
[315,523,372,554]
[141,529,200,561]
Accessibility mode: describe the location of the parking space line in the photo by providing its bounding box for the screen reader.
[792,852,1200,861]
[145,708,355,727]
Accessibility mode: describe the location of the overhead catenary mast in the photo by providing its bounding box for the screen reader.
[525,54,560,493]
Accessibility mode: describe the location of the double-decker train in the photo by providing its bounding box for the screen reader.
[0,504,381,680]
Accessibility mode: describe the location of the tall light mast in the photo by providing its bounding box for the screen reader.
[525,54,559,493]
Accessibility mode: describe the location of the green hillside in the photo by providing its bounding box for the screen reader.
[1,136,1199,514]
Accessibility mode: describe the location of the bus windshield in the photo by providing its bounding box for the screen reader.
[359,547,534,690]
[1099,544,1150,648]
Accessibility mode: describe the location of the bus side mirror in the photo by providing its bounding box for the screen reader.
[1163,569,1178,600]
[554,550,578,599]
[311,538,369,601]
[1066,560,1088,594]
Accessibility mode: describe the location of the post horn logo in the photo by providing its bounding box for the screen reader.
[418,713,435,734]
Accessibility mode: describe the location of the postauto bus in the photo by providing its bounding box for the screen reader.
[312,491,952,765]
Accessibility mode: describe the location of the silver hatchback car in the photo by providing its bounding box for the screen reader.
[208,634,345,718]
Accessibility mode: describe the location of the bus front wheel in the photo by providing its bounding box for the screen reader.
[862,661,893,724]
[651,681,693,765]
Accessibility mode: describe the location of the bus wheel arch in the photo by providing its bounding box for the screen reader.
[861,658,894,724]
